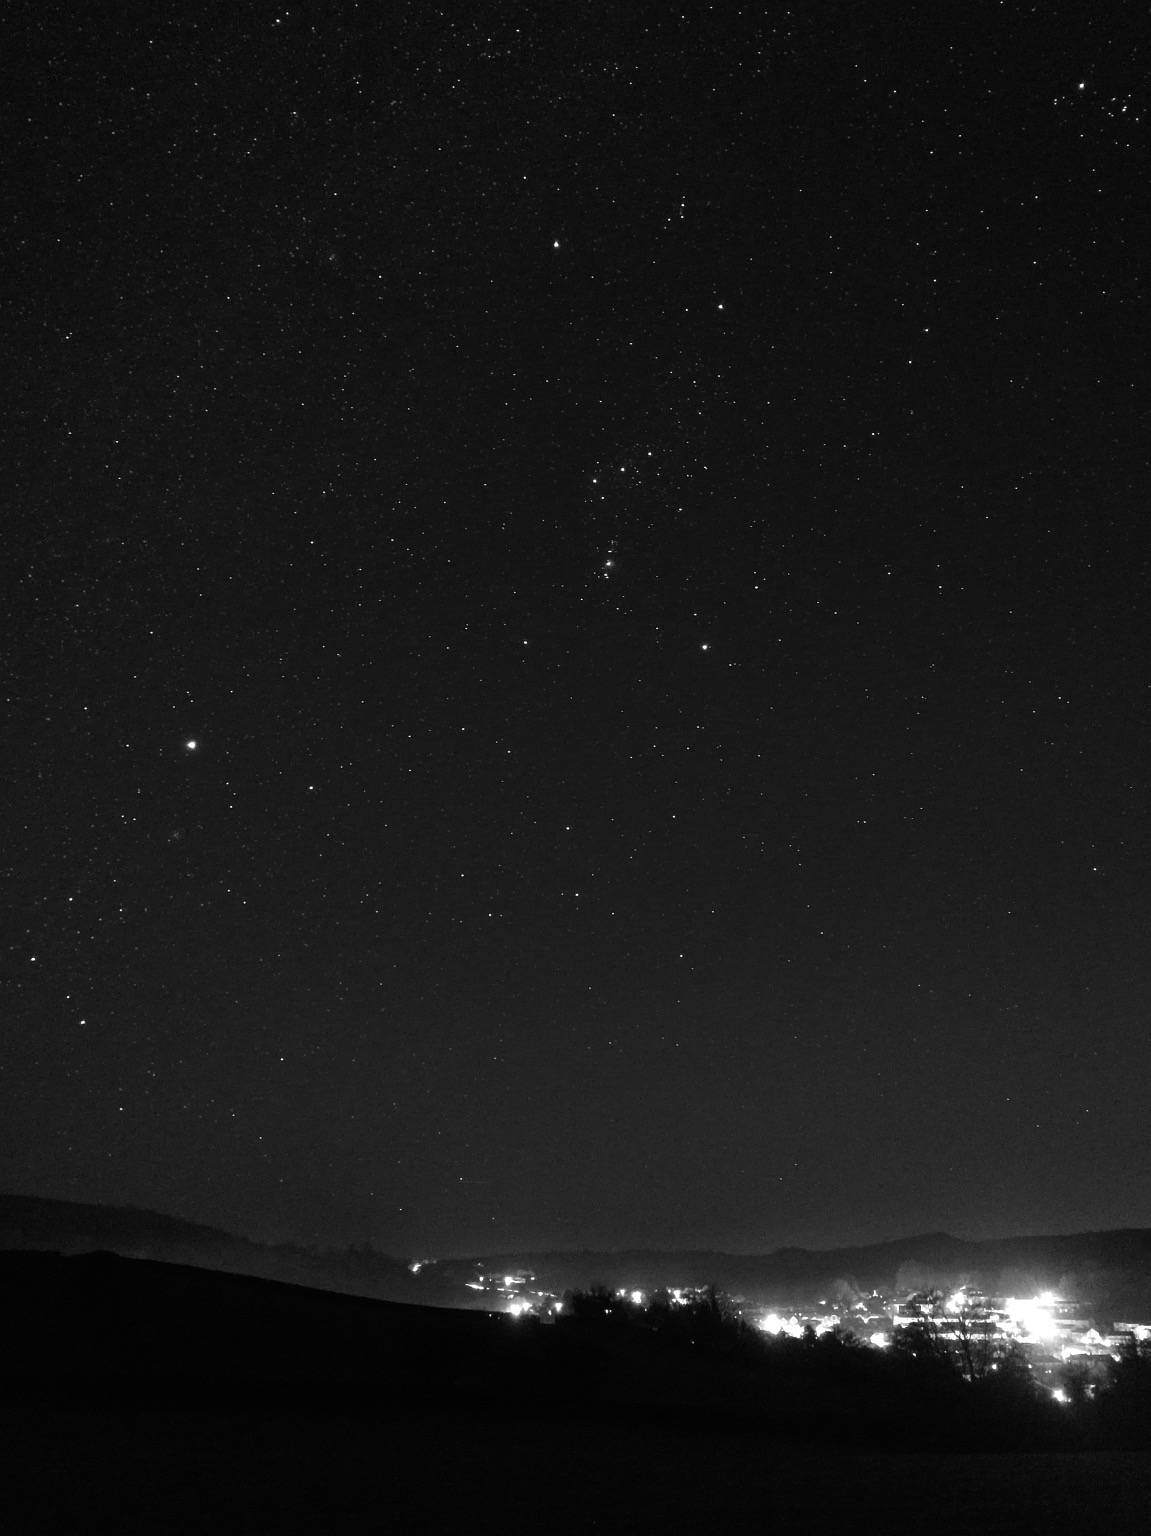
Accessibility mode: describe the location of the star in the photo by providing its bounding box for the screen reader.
[185,740,198,751]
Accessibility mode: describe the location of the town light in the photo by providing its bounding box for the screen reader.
[758,1312,803,1338]
[1004,1295,1060,1341]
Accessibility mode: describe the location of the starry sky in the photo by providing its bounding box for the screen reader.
[5,4,1149,1258]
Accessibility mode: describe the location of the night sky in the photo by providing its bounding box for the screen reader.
[5,4,1148,1259]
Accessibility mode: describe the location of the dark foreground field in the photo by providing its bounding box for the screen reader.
[9,1395,1151,1534]
[5,1252,1151,1532]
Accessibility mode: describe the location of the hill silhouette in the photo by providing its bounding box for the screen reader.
[6,1195,1151,1321]
[476,1231,1151,1319]
[5,1246,1151,1533]
[0,1193,459,1306]
[0,1245,1103,1440]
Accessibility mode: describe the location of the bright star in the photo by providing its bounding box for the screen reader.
[185,740,198,750]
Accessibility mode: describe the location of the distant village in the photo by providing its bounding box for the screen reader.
[437,1263,1151,1398]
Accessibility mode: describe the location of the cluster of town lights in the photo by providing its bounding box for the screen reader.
[440,1261,1149,1399]
[1001,1292,1061,1342]
[938,1287,1062,1344]
[503,1286,1070,1343]
[755,1290,1066,1348]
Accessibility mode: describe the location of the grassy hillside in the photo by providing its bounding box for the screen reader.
[4,1249,1151,1533]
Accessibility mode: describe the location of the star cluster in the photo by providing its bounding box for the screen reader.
[3,5,1148,1255]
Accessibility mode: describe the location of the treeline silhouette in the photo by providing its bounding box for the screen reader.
[9,1255,1151,1532]
[560,1284,1151,1450]
[4,1249,1150,1453]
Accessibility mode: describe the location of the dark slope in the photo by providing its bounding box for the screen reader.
[0,1249,885,1434]
[0,1193,457,1305]
[5,1249,1151,1534]
[1,1249,521,1405]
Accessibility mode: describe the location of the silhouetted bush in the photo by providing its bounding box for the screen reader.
[647,1285,751,1349]
[887,1318,961,1388]
[1096,1335,1151,1444]
[565,1284,629,1324]
[564,1283,754,1353]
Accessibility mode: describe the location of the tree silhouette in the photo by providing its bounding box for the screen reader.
[891,1289,1016,1384]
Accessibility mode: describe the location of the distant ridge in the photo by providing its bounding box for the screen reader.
[4,1195,1151,1320]
[466,1230,1151,1319]
[0,1193,248,1253]
[0,1193,459,1307]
